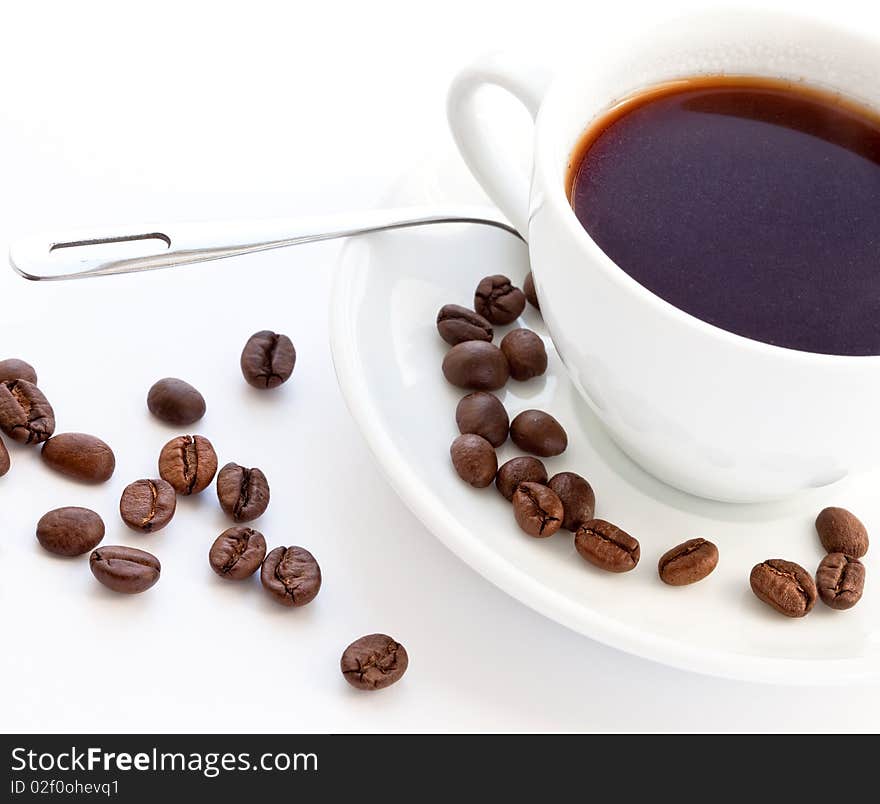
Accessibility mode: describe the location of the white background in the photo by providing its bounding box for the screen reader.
[1,0,879,732]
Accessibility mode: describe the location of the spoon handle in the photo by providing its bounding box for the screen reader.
[9,205,522,281]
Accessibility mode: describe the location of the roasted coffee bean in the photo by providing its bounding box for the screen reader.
[455,392,508,447]
[41,433,115,483]
[0,358,37,384]
[523,272,539,311]
[0,379,55,444]
[261,546,321,607]
[436,304,494,345]
[450,433,497,488]
[575,519,640,572]
[147,378,206,425]
[816,553,865,610]
[495,456,548,501]
[241,330,296,389]
[216,462,270,522]
[341,634,409,691]
[512,481,563,537]
[815,507,868,558]
[547,472,595,532]
[658,538,718,586]
[474,274,526,325]
[750,559,817,617]
[442,341,509,390]
[209,526,267,580]
[510,409,567,457]
[36,507,104,557]
[0,437,9,477]
[158,434,218,495]
[119,478,177,533]
[90,546,160,594]
[500,329,547,381]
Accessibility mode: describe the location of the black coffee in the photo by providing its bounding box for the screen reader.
[569,77,880,355]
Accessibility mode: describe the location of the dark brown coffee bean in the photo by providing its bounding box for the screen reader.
[158,434,218,495]
[455,392,508,447]
[474,274,526,325]
[815,507,868,558]
[442,341,509,390]
[500,329,547,381]
[0,358,37,384]
[816,553,865,610]
[119,478,177,533]
[547,472,595,532]
[495,456,548,500]
[0,379,55,444]
[36,507,105,557]
[575,519,640,572]
[750,559,817,617]
[450,434,497,488]
[241,330,296,389]
[512,481,563,537]
[510,409,567,457]
[41,433,115,483]
[216,462,270,522]
[523,272,539,311]
[658,538,718,586]
[209,526,267,580]
[261,546,321,607]
[436,304,494,345]
[341,634,408,691]
[147,378,206,425]
[90,546,160,594]
[0,437,9,477]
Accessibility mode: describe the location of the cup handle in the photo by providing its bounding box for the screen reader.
[447,53,553,239]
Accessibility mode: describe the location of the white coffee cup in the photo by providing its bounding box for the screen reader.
[447,11,880,503]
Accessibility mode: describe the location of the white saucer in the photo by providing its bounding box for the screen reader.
[329,141,879,684]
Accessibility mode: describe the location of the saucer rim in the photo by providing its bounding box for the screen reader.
[327,160,877,686]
